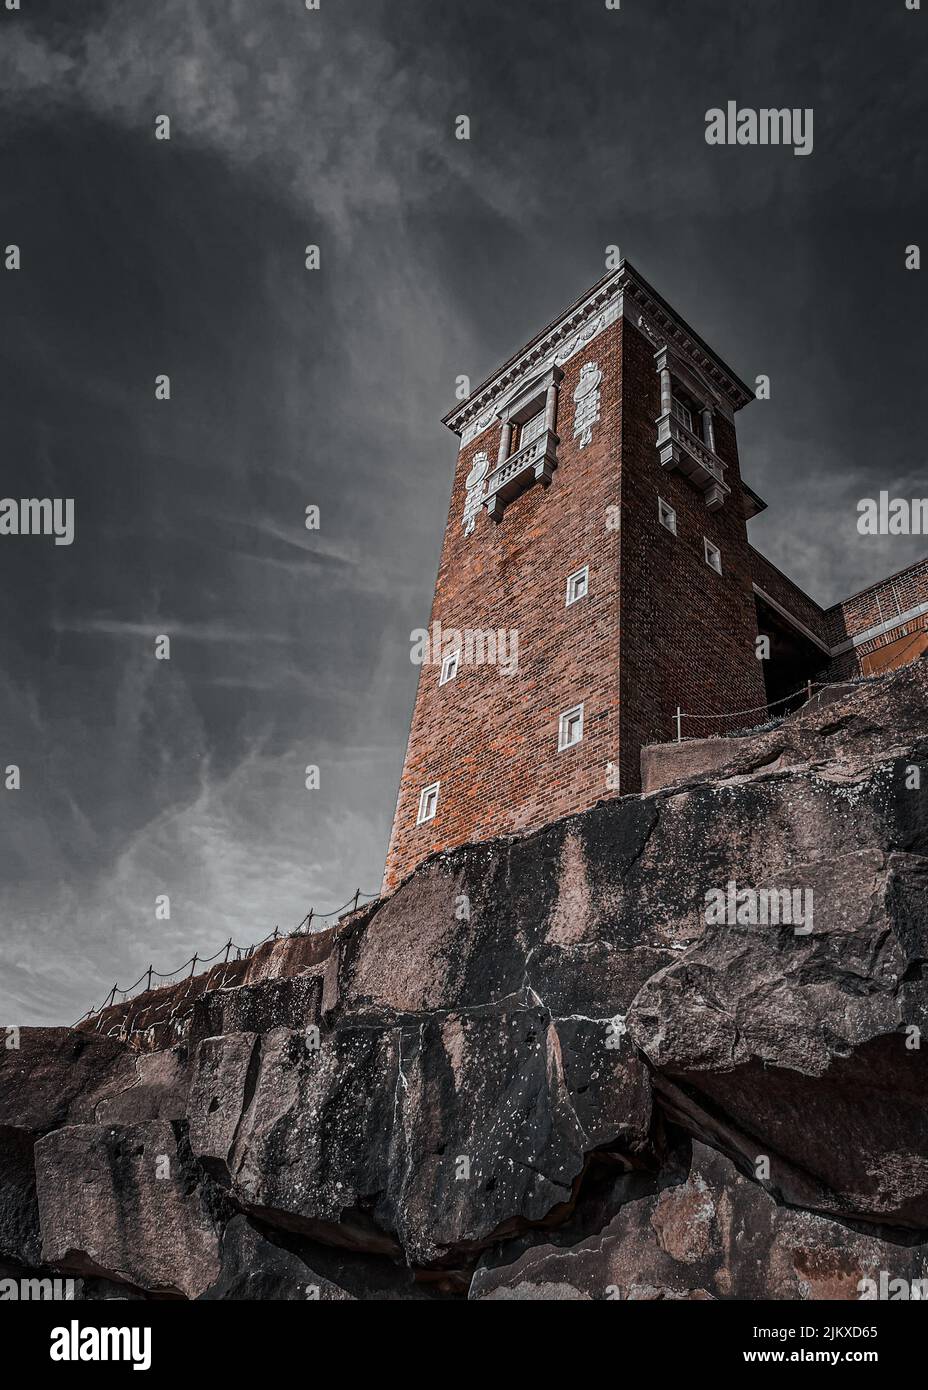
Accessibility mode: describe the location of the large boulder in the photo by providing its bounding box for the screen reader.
[34,1120,226,1299]
[470,1141,928,1301]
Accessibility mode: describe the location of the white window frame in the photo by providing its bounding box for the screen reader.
[565,565,589,607]
[439,649,460,685]
[558,704,584,751]
[704,537,722,575]
[518,408,547,451]
[416,781,440,824]
[671,396,693,433]
[658,498,677,535]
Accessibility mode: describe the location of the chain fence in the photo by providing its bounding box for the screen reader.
[74,640,922,1032]
[673,676,826,741]
[74,888,380,1028]
[677,596,928,742]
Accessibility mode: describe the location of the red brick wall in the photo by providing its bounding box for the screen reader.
[748,548,928,681]
[385,310,928,892]
[830,557,928,642]
[617,321,765,777]
[827,557,928,678]
[382,325,624,892]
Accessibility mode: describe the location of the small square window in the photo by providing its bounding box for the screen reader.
[417,781,440,824]
[439,649,459,685]
[658,498,677,535]
[704,537,722,574]
[558,704,584,751]
[565,566,589,606]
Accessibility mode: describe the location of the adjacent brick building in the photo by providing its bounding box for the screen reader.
[382,261,928,892]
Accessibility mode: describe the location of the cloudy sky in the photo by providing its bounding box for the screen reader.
[1,0,925,1023]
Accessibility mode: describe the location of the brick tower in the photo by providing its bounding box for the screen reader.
[382,260,768,892]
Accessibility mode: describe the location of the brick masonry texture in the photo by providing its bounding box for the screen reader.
[833,556,928,639]
[829,557,928,678]
[383,289,928,894]
[382,332,623,893]
[618,321,765,778]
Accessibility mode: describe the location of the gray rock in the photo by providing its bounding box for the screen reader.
[0,656,925,1297]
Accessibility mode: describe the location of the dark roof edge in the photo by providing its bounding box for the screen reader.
[442,258,755,434]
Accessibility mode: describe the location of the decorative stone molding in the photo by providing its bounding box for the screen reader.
[627,278,745,420]
[457,304,616,450]
[657,412,730,511]
[450,283,620,450]
[443,260,752,448]
[653,344,731,510]
[483,429,558,523]
[572,362,602,449]
[502,363,563,426]
[655,345,725,418]
[554,310,616,372]
[462,451,489,536]
[701,406,717,455]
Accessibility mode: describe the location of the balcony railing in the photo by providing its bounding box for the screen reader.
[656,412,730,511]
[483,429,559,522]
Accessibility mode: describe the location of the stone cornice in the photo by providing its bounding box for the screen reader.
[442,260,754,446]
[627,270,754,413]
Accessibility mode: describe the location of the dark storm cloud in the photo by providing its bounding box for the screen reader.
[0,0,925,1021]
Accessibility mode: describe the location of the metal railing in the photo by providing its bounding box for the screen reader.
[73,888,380,1028]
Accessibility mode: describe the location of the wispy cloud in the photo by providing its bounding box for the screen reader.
[50,616,297,644]
[1,0,924,1024]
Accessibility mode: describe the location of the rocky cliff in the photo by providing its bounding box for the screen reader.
[2,658,927,1300]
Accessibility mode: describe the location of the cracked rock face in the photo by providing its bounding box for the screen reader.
[469,1142,928,1301]
[1,658,927,1298]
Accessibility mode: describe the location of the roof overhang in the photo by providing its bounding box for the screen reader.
[442,259,755,445]
[742,481,768,519]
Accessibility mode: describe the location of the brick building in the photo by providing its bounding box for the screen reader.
[382,261,928,893]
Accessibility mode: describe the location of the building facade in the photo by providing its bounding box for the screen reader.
[382,261,928,893]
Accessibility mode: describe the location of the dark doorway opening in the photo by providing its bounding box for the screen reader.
[754,595,830,715]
